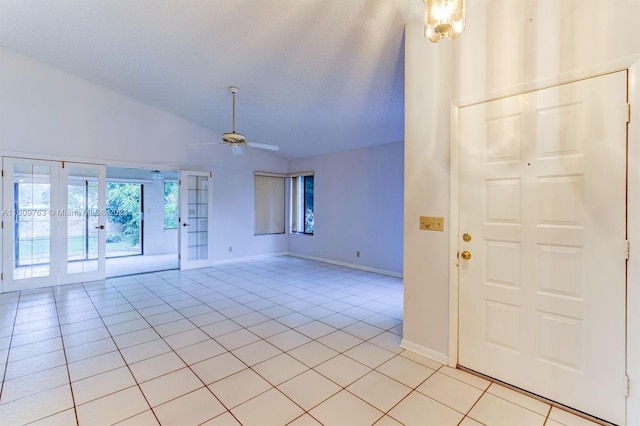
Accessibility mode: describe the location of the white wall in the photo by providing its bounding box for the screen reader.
[404,0,640,420]
[288,142,404,275]
[403,17,454,360]
[142,180,178,255]
[0,47,289,262]
[454,0,640,102]
[0,47,404,271]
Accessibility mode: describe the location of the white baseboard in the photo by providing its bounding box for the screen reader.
[287,252,403,278]
[400,339,449,365]
[211,252,289,266]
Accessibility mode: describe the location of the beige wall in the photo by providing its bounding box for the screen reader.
[404,0,640,365]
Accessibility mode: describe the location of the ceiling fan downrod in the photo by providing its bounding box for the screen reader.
[229,86,238,134]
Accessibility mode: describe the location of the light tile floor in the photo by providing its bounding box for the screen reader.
[0,256,602,425]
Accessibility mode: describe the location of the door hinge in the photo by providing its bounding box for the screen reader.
[625,375,630,397]
[0,273,3,281]
[178,254,181,260]
[628,103,631,123]
[625,240,630,260]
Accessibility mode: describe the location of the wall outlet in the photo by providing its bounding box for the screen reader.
[420,216,444,231]
[228,246,233,252]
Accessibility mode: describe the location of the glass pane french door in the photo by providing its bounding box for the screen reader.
[2,158,57,290]
[179,171,213,270]
[59,163,106,284]
[1,158,106,292]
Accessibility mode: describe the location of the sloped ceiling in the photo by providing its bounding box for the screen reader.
[0,0,422,159]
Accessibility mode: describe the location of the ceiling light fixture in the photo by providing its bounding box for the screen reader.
[150,170,164,181]
[424,0,465,43]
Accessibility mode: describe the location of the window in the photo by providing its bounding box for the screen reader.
[290,173,314,235]
[105,182,142,257]
[164,181,178,230]
[254,173,285,235]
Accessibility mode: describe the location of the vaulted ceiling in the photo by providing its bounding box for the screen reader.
[0,0,421,159]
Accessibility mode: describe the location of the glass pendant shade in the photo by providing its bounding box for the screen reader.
[425,0,465,43]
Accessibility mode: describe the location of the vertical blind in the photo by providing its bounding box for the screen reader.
[254,173,285,235]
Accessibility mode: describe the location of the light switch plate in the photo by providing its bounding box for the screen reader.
[420,216,444,231]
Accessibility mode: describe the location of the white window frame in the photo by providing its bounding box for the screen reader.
[289,171,314,235]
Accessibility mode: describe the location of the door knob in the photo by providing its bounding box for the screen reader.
[183,223,190,227]
[94,225,105,230]
[462,233,472,242]
[460,250,472,260]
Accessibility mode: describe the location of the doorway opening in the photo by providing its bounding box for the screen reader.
[104,167,179,277]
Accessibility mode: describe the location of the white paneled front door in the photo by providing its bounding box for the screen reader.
[458,71,628,424]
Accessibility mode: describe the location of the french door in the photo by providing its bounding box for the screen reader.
[458,72,628,424]
[59,163,106,284]
[179,170,213,270]
[2,158,106,292]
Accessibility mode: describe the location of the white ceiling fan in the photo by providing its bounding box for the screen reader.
[194,86,280,155]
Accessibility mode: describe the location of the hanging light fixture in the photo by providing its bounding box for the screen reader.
[424,0,465,43]
[150,170,164,181]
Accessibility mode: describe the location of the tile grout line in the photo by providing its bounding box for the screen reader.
[79,280,161,425]
[51,286,81,426]
[4,259,477,426]
[179,266,405,423]
[108,272,248,425]
[0,259,580,426]
[369,359,441,425]
[120,269,396,424]
[0,293,21,403]
[542,404,553,426]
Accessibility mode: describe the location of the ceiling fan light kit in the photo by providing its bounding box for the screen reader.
[222,86,246,146]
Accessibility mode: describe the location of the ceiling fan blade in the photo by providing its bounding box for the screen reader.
[231,145,243,155]
[246,142,280,151]
[188,141,223,146]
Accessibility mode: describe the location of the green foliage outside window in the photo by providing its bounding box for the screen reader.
[304,176,314,234]
[106,182,141,246]
[164,181,179,230]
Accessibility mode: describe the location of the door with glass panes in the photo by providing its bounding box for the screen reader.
[179,170,213,270]
[1,158,106,291]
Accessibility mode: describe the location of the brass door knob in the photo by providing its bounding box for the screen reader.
[460,250,472,260]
